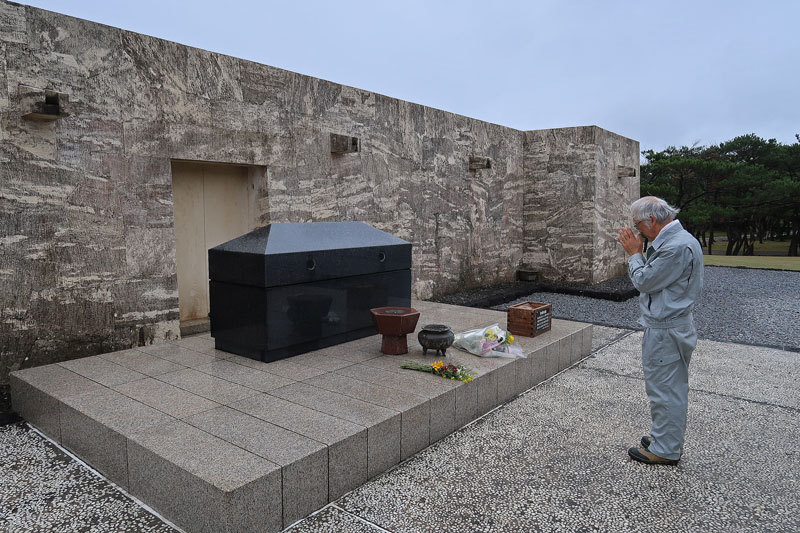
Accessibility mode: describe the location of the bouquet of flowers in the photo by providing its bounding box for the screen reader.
[400,360,476,383]
[480,325,515,353]
[453,323,526,358]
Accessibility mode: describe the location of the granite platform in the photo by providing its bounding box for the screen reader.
[9,300,591,533]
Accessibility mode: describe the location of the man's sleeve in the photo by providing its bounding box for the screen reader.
[628,246,687,294]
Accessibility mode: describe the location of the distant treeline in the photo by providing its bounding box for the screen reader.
[641,133,800,256]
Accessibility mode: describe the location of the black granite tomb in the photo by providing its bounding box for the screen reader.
[208,222,412,362]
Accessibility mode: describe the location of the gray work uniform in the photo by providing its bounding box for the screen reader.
[628,220,704,460]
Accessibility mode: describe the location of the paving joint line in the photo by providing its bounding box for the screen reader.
[556,319,800,354]
[328,503,396,532]
[580,367,800,414]
[590,328,639,354]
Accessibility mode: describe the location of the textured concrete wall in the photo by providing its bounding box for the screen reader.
[0,2,637,383]
[592,128,641,283]
[522,126,640,283]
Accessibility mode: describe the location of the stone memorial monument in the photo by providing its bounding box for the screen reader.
[208,222,412,361]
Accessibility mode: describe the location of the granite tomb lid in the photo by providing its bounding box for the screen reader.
[208,222,412,287]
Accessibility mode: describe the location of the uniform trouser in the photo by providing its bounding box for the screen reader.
[641,324,697,460]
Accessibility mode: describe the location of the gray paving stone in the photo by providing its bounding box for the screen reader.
[138,344,217,367]
[58,356,147,387]
[454,379,479,429]
[317,341,382,363]
[331,363,460,450]
[128,420,282,533]
[531,350,547,386]
[234,357,328,381]
[475,371,498,417]
[525,343,551,381]
[183,406,328,526]
[558,336,571,371]
[59,387,173,489]
[336,364,455,399]
[513,352,534,395]
[510,329,556,356]
[544,341,559,378]
[303,372,427,412]
[113,378,219,418]
[99,349,185,376]
[303,373,430,460]
[582,324,593,356]
[495,363,517,404]
[281,450,331,525]
[174,335,217,354]
[569,329,584,364]
[289,352,355,372]
[366,416,402,479]
[194,359,295,392]
[157,367,259,405]
[360,354,415,372]
[229,394,369,501]
[549,318,584,336]
[9,364,104,442]
[428,387,457,444]
[270,383,401,480]
[398,401,430,459]
[230,394,363,445]
[333,335,383,352]
[327,433,369,500]
[270,382,397,428]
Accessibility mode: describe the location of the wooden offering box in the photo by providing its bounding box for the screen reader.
[507,301,552,337]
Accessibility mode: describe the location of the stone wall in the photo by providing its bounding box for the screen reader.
[0,2,638,383]
[592,127,641,282]
[522,127,639,283]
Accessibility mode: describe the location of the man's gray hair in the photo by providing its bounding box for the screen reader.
[630,196,680,224]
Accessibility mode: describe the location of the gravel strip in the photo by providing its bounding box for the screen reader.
[493,266,800,351]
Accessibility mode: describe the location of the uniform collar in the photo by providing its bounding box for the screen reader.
[652,219,682,249]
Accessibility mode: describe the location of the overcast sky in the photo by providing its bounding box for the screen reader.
[19,0,800,154]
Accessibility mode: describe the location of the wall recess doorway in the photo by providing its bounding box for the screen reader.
[171,161,261,330]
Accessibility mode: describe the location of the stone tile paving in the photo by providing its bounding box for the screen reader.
[2,327,798,532]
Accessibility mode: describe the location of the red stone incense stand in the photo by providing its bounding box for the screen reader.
[369,307,420,355]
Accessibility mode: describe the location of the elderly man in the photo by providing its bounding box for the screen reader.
[617,196,704,465]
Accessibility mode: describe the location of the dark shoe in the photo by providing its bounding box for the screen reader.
[641,435,652,449]
[628,446,679,466]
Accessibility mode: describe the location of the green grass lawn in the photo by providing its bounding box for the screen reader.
[705,239,793,255]
[702,254,800,271]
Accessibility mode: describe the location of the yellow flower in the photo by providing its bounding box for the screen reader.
[432,360,443,371]
[508,335,514,343]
